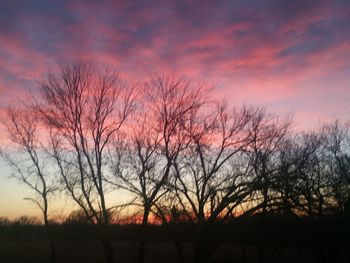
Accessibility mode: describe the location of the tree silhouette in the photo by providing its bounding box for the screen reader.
[0,105,57,263]
[1,61,349,263]
[168,104,292,262]
[33,61,135,263]
[245,108,292,217]
[111,76,208,263]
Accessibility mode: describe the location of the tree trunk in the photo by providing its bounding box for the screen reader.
[44,215,56,263]
[49,237,56,263]
[138,239,146,263]
[101,237,114,263]
[98,223,114,263]
[192,224,207,263]
[170,223,184,263]
[138,208,150,263]
[174,240,185,263]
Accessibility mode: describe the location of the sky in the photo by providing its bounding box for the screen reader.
[0,0,350,220]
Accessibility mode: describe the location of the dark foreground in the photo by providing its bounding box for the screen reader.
[2,240,348,263]
[0,217,349,263]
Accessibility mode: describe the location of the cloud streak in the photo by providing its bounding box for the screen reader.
[0,0,349,127]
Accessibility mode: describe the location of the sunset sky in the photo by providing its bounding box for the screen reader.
[1,0,350,219]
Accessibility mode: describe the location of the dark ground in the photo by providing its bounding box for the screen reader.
[0,216,349,262]
[2,240,347,263]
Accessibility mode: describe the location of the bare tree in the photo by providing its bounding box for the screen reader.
[173,104,252,223]
[111,76,208,263]
[245,108,292,216]
[4,62,349,263]
[273,137,305,216]
[34,61,135,263]
[323,121,350,214]
[274,123,350,218]
[167,104,292,263]
[288,132,328,217]
[0,105,57,263]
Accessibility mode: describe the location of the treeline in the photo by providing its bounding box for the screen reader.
[1,216,348,245]
[1,61,349,263]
